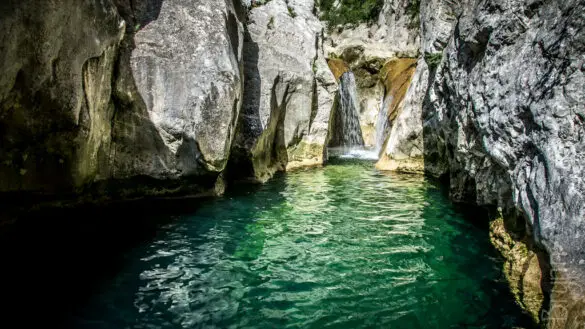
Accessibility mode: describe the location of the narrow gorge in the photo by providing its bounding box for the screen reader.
[0,0,583,328]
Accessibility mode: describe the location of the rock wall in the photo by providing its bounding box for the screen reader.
[420,0,585,326]
[377,0,463,172]
[110,0,245,197]
[376,58,426,172]
[229,0,336,182]
[0,0,125,195]
[373,0,585,325]
[0,0,245,201]
[324,0,420,59]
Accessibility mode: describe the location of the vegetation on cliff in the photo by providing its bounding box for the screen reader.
[317,0,383,27]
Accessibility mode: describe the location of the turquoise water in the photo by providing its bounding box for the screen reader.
[69,160,534,328]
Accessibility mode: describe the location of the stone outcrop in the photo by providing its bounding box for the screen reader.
[377,0,462,172]
[324,0,420,59]
[375,58,417,151]
[376,58,426,172]
[111,0,245,197]
[0,0,125,195]
[489,213,545,323]
[420,0,585,326]
[229,0,336,182]
[0,0,245,201]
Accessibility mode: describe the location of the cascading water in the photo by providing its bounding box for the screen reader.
[374,94,392,156]
[328,71,367,158]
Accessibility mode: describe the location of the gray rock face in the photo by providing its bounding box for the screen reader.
[230,0,336,181]
[0,0,245,199]
[112,0,244,186]
[324,0,420,59]
[419,0,464,54]
[324,0,423,148]
[0,0,125,194]
[423,0,585,323]
[377,58,428,172]
[378,0,463,171]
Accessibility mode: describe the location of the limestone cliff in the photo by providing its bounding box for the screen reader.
[322,0,421,149]
[377,0,463,172]
[373,0,585,325]
[229,0,336,182]
[423,0,585,326]
[0,0,246,201]
[111,0,245,197]
[0,0,125,195]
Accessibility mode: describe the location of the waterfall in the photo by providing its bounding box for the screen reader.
[328,71,365,152]
[374,94,392,156]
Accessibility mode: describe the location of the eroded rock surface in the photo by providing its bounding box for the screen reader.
[377,0,463,172]
[111,0,244,197]
[0,0,125,195]
[0,0,245,200]
[324,0,420,59]
[422,0,585,325]
[230,0,336,181]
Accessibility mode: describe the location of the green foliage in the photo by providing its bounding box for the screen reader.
[328,52,340,59]
[267,16,275,29]
[287,5,297,18]
[424,52,443,69]
[318,0,383,28]
[405,0,421,29]
[250,0,272,8]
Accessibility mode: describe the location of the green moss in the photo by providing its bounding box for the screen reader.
[405,0,421,29]
[288,142,323,162]
[287,5,297,18]
[318,0,383,28]
[267,16,275,29]
[250,0,272,8]
[424,52,443,69]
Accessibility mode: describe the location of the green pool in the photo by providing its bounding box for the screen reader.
[68,159,535,328]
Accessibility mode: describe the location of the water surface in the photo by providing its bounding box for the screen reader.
[67,160,534,328]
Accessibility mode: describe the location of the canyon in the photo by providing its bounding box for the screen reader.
[0,0,584,327]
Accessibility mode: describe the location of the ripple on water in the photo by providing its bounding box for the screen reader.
[71,160,536,329]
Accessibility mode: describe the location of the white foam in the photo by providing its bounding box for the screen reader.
[328,147,379,160]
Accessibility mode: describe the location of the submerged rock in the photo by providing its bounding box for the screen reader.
[489,214,545,323]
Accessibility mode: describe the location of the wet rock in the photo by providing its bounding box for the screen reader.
[489,214,544,323]
[377,58,427,173]
[378,0,463,172]
[327,72,365,149]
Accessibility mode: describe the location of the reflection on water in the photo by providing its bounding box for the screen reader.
[66,160,534,329]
